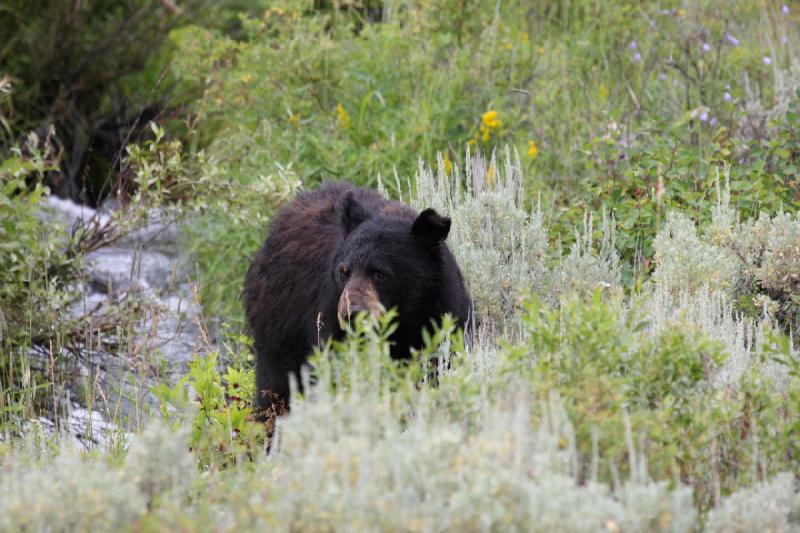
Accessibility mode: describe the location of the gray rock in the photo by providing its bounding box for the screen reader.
[17,405,132,452]
[40,195,212,433]
[44,195,110,229]
[84,247,180,293]
[119,209,183,254]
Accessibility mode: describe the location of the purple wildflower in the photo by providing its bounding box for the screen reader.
[709,117,718,127]
[782,36,789,44]
[782,5,789,14]
[702,42,712,52]
[630,40,638,50]
[699,111,709,122]
[723,91,732,102]
[659,73,668,81]
[633,52,642,62]
[725,33,740,46]
[763,56,772,65]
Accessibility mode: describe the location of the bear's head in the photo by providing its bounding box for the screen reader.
[334,191,451,330]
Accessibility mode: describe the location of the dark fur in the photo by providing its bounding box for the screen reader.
[244,182,470,418]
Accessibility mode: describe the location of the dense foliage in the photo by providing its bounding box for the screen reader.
[1,0,799,530]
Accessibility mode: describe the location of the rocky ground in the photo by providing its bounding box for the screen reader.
[32,196,210,448]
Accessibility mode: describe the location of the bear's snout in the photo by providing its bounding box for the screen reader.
[337,276,385,327]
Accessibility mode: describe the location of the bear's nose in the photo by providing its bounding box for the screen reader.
[338,301,370,329]
[344,304,369,320]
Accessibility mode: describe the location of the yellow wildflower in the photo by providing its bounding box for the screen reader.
[502,42,513,50]
[537,46,545,55]
[240,73,253,84]
[479,110,502,142]
[336,103,351,129]
[521,32,529,43]
[481,110,502,130]
[287,113,300,127]
[487,164,495,188]
[439,154,453,175]
[528,140,538,158]
[677,8,686,16]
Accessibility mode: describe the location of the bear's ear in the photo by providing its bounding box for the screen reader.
[341,191,371,234]
[411,208,451,244]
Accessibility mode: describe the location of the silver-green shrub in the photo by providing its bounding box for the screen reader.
[408,148,622,331]
[258,379,698,532]
[650,174,799,387]
[653,210,739,298]
[0,421,196,531]
[706,473,800,532]
[124,421,195,506]
[552,210,621,302]
[409,148,549,329]
[725,210,800,338]
[0,445,145,532]
[655,174,800,329]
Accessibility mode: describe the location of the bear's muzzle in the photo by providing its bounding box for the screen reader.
[337,276,385,327]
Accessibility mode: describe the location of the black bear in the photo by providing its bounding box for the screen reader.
[244,182,470,419]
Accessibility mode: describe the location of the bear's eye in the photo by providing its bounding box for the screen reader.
[373,270,385,281]
[340,265,350,277]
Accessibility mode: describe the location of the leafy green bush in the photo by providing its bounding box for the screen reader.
[0,0,272,202]
[153,348,264,468]
[0,138,80,426]
[0,138,66,350]
[504,293,798,510]
[578,102,800,278]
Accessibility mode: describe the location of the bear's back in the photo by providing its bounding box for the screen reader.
[285,182,416,231]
